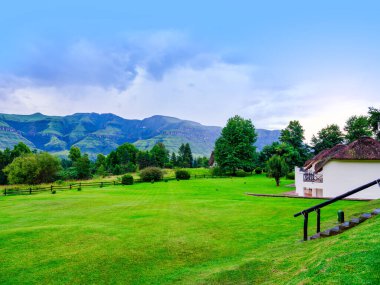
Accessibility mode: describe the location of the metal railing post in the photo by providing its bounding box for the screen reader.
[316,209,321,233]
[303,212,308,241]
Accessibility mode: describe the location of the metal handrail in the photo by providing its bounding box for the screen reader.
[294,178,380,241]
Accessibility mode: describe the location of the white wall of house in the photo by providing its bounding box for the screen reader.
[295,167,325,197]
[323,160,380,199]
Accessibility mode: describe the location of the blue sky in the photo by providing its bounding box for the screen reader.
[1,1,380,140]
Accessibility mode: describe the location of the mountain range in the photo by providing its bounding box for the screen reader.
[0,113,280,158]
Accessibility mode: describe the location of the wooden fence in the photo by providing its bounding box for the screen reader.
[2,174,227,197]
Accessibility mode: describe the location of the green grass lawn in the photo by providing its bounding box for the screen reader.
[1,175,379,284]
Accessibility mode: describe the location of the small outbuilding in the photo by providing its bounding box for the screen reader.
[295,137,380,199]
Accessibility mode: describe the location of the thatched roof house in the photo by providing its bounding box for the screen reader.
[295,137,380,199]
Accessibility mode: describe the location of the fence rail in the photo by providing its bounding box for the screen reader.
[2,174,229,197]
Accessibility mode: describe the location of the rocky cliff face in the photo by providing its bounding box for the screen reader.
[0,113,280,157]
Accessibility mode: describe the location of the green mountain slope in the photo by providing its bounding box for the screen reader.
[0,113,280,157]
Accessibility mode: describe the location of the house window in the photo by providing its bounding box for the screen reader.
[303,187,312,197]
[316,188,323,198]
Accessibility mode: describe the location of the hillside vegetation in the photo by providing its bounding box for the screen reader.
[1,175,379,284]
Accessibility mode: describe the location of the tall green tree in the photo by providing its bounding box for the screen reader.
[311,124,344,154]
[178,143,193,168]
[214,115,257,175]
[280,120,305,149]
[267,155,289,186]
[344,115,372,143]
[368,107,380,140]
[279,120,311,166]
[68,146,81,162]
[75,154,91,179]
[150,142,169,168]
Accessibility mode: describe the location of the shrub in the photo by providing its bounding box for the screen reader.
[139,167,163,182]
[286,171,295,180]
[211,166,225,177]
[175,169,190,180]
[121,174,134,185]
[235,170,248,177]
[255,167,262,174]
[51,190,56,194]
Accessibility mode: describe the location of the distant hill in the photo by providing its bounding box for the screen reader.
[0,113,280,157]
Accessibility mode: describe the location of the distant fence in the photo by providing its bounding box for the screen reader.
[1,174,230,197]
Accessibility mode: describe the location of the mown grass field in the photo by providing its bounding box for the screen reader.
[1,175,379,284]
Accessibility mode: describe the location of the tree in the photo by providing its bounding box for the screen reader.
[137,151,152,170]
[279,120,311,167]
[266,155,289,186]
[178,143,193,168]
[280,120,304,149]
[368,107,380,140]
[4,152,61,184]
[214,115,257,175]
[10,142,31,160]
[311,124,344,154]
[150,142,169,168]
[344,115,372,143]
[68,146,81,162]
[75,154,91,179]
[170,152,177,167]
[258,142,301,170]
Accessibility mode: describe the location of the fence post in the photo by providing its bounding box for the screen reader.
[100,182,103,188]
[29,187,32,195]
[50,185,53,193]
[4,189,6,196]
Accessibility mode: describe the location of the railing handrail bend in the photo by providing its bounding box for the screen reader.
[294,178,380,218]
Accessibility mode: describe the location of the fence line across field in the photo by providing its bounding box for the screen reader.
[2,174,228,196]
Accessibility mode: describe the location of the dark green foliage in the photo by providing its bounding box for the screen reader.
[175,169,191,180]
[121,174,134,185]
[211,166,225,177]
[178,143,193,168]
[279,120,311,167]
[255,167,262,174]
[214,115,257,175]
[286,171,295,180]
[170,152,177,167]
[139,167,163,182]
[266,155,289,186]
[57,167,78,180]
[235,170,249,177]
[368,107,380,140]
[193,156,210,168]
[68,146,81,162]
[150,142,169,168]
[344,115,372,143]
[258,142,304,170]
[137,151,153,170]
[311,124,344,154]
[75,154,91,179]
[4,152,61,185]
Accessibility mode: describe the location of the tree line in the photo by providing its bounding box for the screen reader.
[0,141,209,185]
[213,106,380,185]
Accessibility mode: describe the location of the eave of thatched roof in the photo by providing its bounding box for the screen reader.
[307,137,380,173]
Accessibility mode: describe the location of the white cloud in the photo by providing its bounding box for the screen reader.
[1,31,380,143]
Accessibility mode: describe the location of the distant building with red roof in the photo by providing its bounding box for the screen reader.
[295,137,380,199]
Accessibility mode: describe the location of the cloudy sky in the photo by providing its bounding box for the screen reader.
[1,1,380,141]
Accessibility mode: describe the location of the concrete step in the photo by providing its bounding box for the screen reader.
[372,208,380,215]
[306,208,379,241]
[341,221,354,229]
[361,213,372,219]
[350,218,362,224]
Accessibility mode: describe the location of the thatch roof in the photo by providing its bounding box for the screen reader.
[305,137,380,173]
